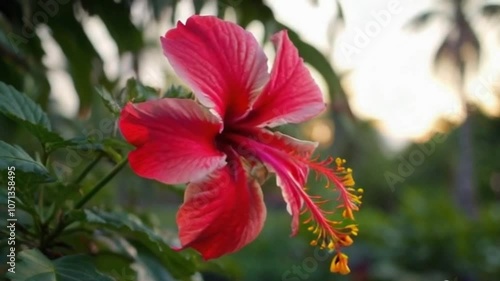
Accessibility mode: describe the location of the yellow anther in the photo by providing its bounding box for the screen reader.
[307,226,314,231]
[342,208,354,220]
[357,188,364,194]
[327,241,335,250]
[345,224,359,235]
[342,175,355,186]
[339,236,353,246]
[310,240,318,246]
[330,253,350,275]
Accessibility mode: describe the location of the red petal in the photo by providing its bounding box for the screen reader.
[118,99,225,184]
[253,129,318,158]
[225,130,315,236]
[241,30,326,127]
[161,15,269,121]
[176,151,266,260]
[253,130,316,234]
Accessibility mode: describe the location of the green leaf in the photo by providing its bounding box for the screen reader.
[96,87,121,116]
[123,78,159,103]
[93,252,136,281]
[46,137,130,163]
[7,249,114,281]
[0,82,48,127]
[163,85,192,99]
[0,82,62,144]
[46,137,106,152]
[70,209,196,279]
[133,242,177,281]
[0,140,54,183]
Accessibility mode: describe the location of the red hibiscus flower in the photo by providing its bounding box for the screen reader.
[119,15,362,274]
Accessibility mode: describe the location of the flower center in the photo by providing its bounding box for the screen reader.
[222,132,363,275]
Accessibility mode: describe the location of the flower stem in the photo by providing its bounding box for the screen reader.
[74,157,128,209]
[72,153,104,185]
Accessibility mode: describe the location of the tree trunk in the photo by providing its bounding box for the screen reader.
[454,110,477,218]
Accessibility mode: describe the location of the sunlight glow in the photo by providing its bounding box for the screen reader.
[309,119,334,146]
[268,0,500,141]
[81,16,120,80]
[37,26,79,118]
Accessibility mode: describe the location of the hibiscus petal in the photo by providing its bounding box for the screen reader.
[161,15,269,121]
[225,130,313,236]
[275,169,304,236]
[253,129,318,158]
[242,30,326,127]
[252,129,317,233]
[119,98,225,184]
[252,145,307,236]
[176,151,266,260]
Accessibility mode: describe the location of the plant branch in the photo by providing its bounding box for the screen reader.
[74,157,128,209]
[72,152,104,185]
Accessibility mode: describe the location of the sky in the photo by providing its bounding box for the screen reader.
[268,0,500,142]
[41,0,500,145]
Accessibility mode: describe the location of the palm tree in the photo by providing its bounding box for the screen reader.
[407,0,500,217]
